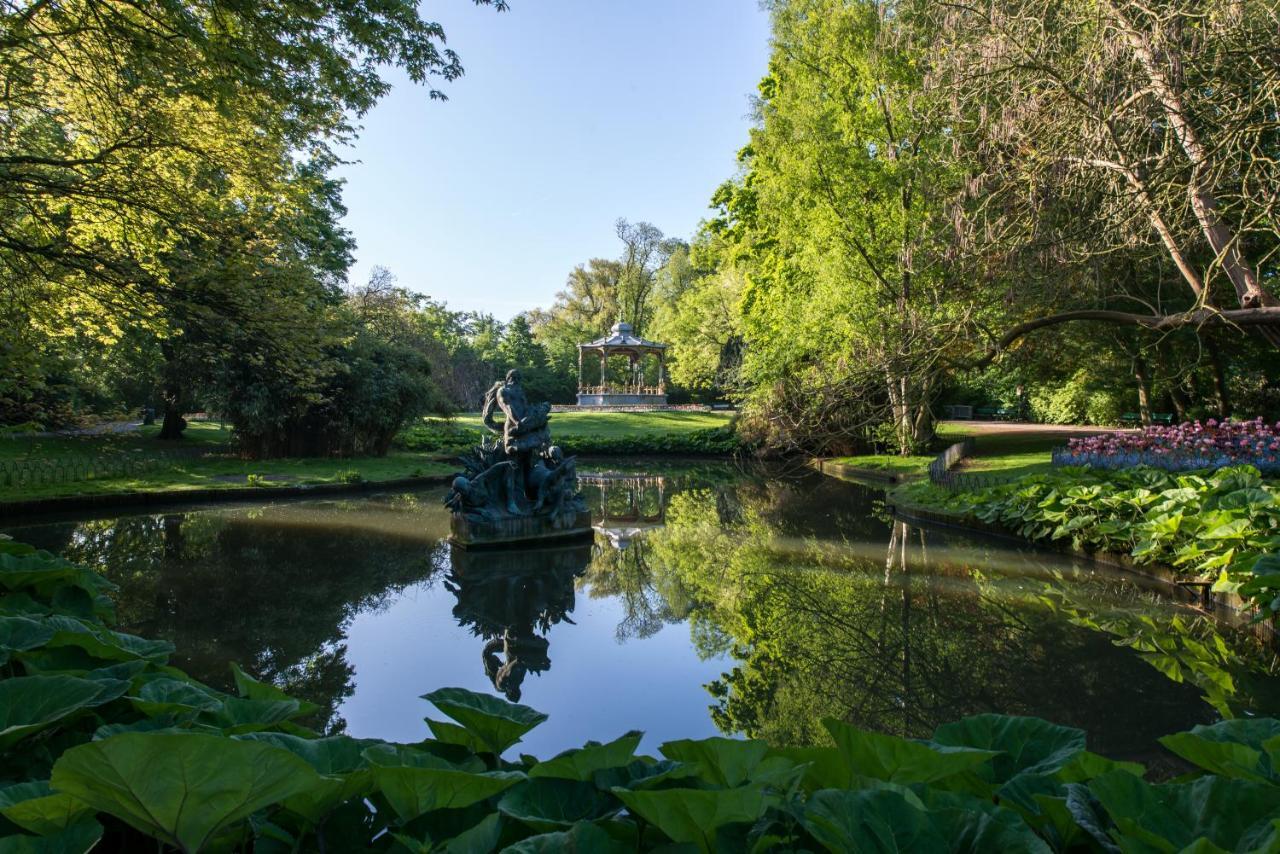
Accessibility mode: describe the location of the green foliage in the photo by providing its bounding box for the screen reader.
[927,464,1280,618]
[3,535,1280,852]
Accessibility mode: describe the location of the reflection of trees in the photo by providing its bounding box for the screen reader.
[581,538,694,641]
[447,542,591,701]
[32,505,442,732]
[646,491,1263,759]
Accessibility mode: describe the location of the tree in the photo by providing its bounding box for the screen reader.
[918,0,1280,354]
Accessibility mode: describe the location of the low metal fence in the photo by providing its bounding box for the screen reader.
[927,436,1014,492]
[0,449,209,489]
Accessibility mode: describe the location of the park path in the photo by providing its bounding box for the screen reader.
[6,420,142,439]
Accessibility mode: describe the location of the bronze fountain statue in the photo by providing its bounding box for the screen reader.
[444,369,591,546]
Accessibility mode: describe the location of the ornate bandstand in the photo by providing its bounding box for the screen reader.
[576,321,668,407]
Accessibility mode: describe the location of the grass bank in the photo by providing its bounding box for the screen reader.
[0,410,740,505]
[445,409,740,455]
[825,421,1111,481]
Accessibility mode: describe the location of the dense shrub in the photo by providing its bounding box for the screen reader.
[1059,418,1280,474]
[927,464,1280,620]
[4,536,1280,853]
[227,333,437,459]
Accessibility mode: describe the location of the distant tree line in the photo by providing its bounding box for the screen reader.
[0,0,505,456]
[639,0,1280,455]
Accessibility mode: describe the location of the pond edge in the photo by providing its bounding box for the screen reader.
[889,502,1277,644]
[0,473,456,521]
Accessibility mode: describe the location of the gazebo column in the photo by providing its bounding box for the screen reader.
[628,354,637,391]
[657,351,665,392]
[599,353,607,392]
[577,348,583,393]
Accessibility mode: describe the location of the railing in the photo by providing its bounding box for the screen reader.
[926,436,1013,492]
[578,385,667,396]
[0,448,209,489]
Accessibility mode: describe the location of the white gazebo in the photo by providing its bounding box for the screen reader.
[576,321,668,407]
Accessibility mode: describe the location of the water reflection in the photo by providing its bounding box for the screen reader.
[4,462,1278,758]
[448,541,591,701]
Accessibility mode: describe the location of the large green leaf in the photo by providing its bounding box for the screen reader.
[229,663,321,717]
[0,783,93,836]
[799,788,950,853]
[0,617,56,666]
[127,678,223,717]
[610,785,769,853]
[659,736,771,787]
[363,745,524,823]
[823,719,996,786]
[498,778,619,832]
[1159,719,1280,783]
[38,616,172,664]
[529,732,643,781]
[1088,770,1280,852]
[499,821,632,853]
[915,788,1053,853]
[50,732,322,853]
[421,687,547,755]
[0,820,103,854]
[238,733,380,824]
[0,675,129,751]
[932,715,1086,784]
[589,758,699,792]
[200,697,302,734]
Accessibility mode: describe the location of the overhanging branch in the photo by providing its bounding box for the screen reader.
[961,307,1280,370]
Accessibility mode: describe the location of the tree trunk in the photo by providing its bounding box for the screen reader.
[1133,355,1153,426]
[1205,337,1232,418]
[157,384,186,440]
[1109,3,1280,347]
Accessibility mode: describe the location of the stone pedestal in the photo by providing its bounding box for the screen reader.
[450,508,594,548]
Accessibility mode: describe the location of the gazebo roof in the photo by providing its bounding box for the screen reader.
[578,321,666,351]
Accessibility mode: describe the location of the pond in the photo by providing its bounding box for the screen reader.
[6,460,1279,763]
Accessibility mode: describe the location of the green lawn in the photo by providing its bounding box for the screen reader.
[0,410,737,504]
[826,422,1100,481]
[0,423,454,503]
[452,409,733,441]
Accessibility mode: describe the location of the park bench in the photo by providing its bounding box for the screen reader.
[974,406,1013,421]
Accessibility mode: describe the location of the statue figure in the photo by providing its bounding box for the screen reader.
[444,369,590,545]
[483,369,551,456]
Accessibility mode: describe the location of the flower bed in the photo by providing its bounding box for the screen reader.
[1055,418,1280,474]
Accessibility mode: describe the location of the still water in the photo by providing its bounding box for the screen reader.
[7,461,1279,761]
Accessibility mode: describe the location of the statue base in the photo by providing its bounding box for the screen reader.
[449,508,594,548]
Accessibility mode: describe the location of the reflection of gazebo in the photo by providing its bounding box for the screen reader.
[576,321,667,407]
[578,473,667,550]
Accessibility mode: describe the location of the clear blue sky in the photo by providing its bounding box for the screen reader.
[335,0,771,319]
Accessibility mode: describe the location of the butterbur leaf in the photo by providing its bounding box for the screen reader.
[530,731,643,781]
[0,782,93,836]
[128,678,223,717]
[0,675,129,751]
[659,737,770,788]
[50,732,322,854]
[237,733,380,823]
[1160,719,1280,782]
[41,616,172,663]
[498,778,619,832]
[499,820,630,853]
[364,746,523,823]
[932,715,1085,784]
[1088,771,1280,852]
[591,758,698,792]
[798,788,950,853]
[823,719,996,786]
[610,785,769,853]
[229,663,321,717]
[200,697,302,734]
[421,687,547,754]
[425,717,487,753]
[0,819,103,854]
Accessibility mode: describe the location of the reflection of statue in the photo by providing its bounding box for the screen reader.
[447,541,590,701]
[445,370,590,545]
